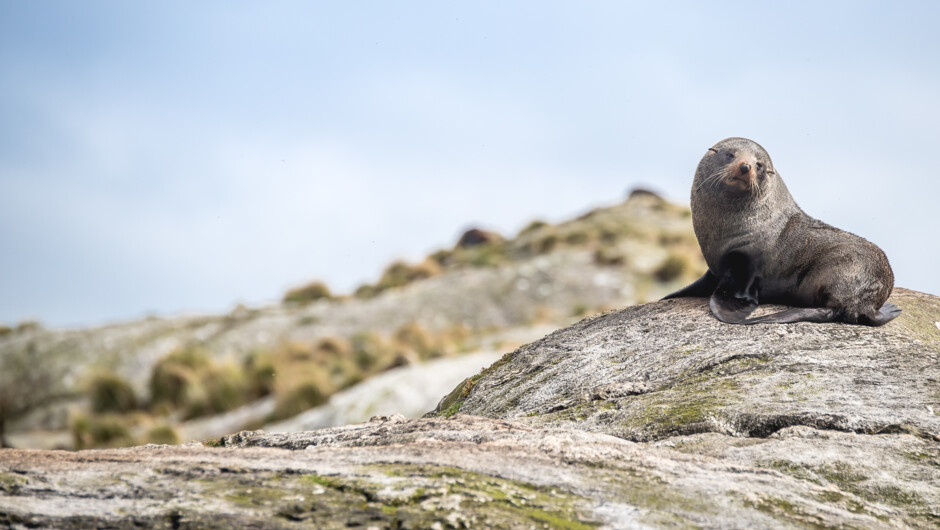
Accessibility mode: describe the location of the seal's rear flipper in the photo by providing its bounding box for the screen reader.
[707,251,761,324]
[661,270,718,299]
[860,302,902,327]
[709,293,758,323]
[743,307,838,324]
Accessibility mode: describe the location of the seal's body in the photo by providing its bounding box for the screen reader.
[664,137,899,326]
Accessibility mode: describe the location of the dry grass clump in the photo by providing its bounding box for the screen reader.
[71,413,181,449]
[14,321,41,333]
[350,332,388,372]
[355,259,442,298]
[518,219,549,237]
[71,413,136,449]
[249,324,469,421]
[593,247,626,267]
[273,381,328,419]
[88,371,138,414]
[148,347,256,420]
[394,322,438,359]
[248,339,361,422]
[380,260,441,289]
[654,253,690,282]
[144,423,180,445]
[282,281,332,306]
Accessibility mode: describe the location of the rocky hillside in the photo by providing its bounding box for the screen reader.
[0,190,706,450]
[2,289,938,528]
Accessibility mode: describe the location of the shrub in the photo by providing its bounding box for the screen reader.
[455,245,505,267]
[145,423,180,445]
[149,348,253,419]
[564,230,590,245]
[428,249,454,267]
[282,281,332,305]
[88,371,138,414]
[0,325,11,338]
[654,253,689,282]
[350,332,387,372]
[149,347,210,411]
[518,219,549,236]
[245,353,277,397]
[571,304,590,317]
[186,363,250,419]
[354,284,380,299]
[72,413,135,449]
[14,321,41,333]
[593,247,626,267]
[315,337,349,357]
[273,381,327,420]
[377,259,441,291]
[394,322,440,360]
[531,233,559,254]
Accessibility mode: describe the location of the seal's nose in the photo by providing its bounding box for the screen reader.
[740,163,751,175]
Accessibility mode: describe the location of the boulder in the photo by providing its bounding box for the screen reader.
[2,288,938,528]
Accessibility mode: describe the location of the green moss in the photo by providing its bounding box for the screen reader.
[430,351,515,418]
[0,472,26,493]
[815,461,867,485]
[901,451,940,468]
[525,508,596,529]
[744,496,832,528]
[279,464,603,527]
[759,460,820,484]
[302,474,341,488]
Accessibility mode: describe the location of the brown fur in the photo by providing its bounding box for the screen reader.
[689,137,894,325]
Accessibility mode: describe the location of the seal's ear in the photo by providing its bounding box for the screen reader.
[707,147,718,154]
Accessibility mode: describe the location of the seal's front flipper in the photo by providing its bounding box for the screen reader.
[708,251,761,324]
[860,302,902,327]
[742,307,838,325]
[661,270,718,299]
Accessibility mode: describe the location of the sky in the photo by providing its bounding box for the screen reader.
[1,1,938,328]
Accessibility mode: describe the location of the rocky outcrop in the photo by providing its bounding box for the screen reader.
[2,289,939,528]
[442,288,940,443]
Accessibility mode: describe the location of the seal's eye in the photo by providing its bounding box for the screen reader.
[725,152,734,160]
[756,162,764,171]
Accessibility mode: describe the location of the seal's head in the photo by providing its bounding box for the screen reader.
[695,137,776,197]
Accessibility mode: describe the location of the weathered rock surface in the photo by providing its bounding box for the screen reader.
[445,288,940,443]
[2,288,939,528]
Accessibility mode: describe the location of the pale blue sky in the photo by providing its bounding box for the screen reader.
[1,1,938,327]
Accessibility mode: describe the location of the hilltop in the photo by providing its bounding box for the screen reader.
[0,190,705,450]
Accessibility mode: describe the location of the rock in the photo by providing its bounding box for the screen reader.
[444,288,940,443]
[455,228,504,248]
[2,288,939,528]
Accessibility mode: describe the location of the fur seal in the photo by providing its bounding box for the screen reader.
[663,137,900,326]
